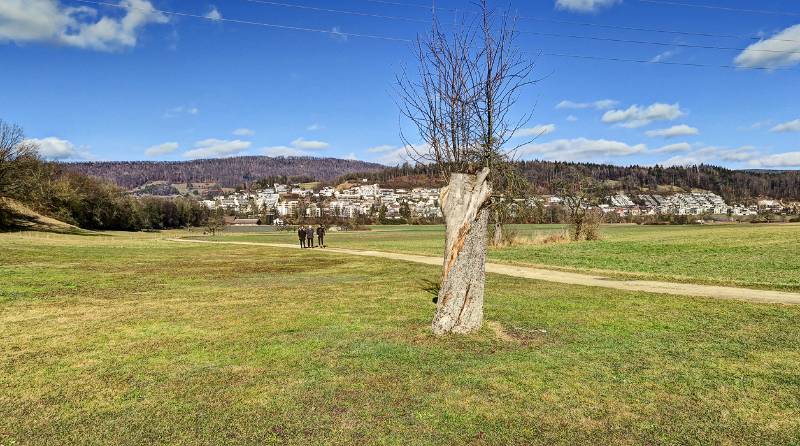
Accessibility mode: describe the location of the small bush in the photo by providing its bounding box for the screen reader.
[490,226,519,247]
[581,210,604,241]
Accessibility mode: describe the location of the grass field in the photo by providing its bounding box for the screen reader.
[201,223,800,291]
[2,231,800,444]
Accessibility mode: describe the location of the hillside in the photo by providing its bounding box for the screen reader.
[0,197,83,233]
[64,156,386,189]
[62,155,800,203]
[338,161,800,203]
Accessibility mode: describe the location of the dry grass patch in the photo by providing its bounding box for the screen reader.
[491,229,571,248]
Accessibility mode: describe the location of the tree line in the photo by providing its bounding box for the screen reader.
[0,119,208,231]
[337,160,800,202]
[65,156,386,189]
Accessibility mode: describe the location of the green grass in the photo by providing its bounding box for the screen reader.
[2,231,800,444]
[201,223,800,291]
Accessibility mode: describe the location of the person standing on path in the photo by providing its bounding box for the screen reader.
[306,225,315,248]
[298,225,306,248]
[316,225,326,248]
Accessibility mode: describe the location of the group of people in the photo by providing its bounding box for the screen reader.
[298,225,326,248]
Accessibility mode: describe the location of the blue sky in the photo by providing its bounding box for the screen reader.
[0,0,798,168]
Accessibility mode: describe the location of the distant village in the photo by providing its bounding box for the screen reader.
[199,182,441,225]
[154,178,800,225]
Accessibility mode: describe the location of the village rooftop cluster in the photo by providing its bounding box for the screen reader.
[201,182,442,224]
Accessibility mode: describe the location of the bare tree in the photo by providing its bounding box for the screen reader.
[0,119,40,199]
[489,167,529,246]
[554,177,606,241]
[205,208,225,236]
[397,3,536,335]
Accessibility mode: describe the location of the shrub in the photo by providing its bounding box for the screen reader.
[581,209,604,241]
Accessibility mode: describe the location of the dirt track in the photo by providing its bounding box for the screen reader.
[167,238,800,305]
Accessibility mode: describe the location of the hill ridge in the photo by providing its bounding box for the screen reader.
[63,155,386,189]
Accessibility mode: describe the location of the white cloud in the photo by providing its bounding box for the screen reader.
[376,146,413,165]
[555,0,621,13]
[262,146,310,157]
[662,146,758,166]
[291,137,329,150]
[748,152,800,168]
[183,139,251,159]
[144,141,179,157]
[519,138,646,161]
[262,137,331,156]
[739,120,773,131]
[204,6,222,21]
[650,49,678,63]
[330,26,348,42]
[661,155,702,167]
[645,124,699,138]
[0,0,169,51]
[378,150,407,165]
[735,24,800,69]
[26,137,82,160]
[602,102,685,128]
[365,144,421,165]
[344,152,357,160]
[650,142,692,154]
[556,99,618,110]
[366,144,397,153]
[770,119,800,133]
[306,123,323,131]
[515,124,556,138]
[233,128,255,136]
[566,115,578,122]
[163,105,199,118]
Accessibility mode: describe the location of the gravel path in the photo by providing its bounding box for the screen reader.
[167,238,800,305]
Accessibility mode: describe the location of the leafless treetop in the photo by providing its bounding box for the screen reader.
[396,0,539,182]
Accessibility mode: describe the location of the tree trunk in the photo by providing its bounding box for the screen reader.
[492,209,503,247]
[432,168,493,335]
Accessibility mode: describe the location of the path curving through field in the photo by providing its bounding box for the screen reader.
[166,238,800,305]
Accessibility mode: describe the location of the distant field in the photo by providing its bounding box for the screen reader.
[2,231,800,444]
[200,223,800,291]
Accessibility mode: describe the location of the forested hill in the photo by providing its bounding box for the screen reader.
[64,156,386,189]
[64,155,800,202]
[338,161,800,202]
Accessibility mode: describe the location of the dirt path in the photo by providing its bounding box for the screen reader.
[166,238,800,305]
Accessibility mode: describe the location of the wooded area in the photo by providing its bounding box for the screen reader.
[338,161,800,202]
[66,156,385,189]
[0,120,208,231]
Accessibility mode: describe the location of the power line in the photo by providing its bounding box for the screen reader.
[353,0,800,43]
[360,0,438,10]
[516,15,800,44]
[72,0,793,71]
[240,0,800,50]
[73,0,412,42]
[637,0,800,17]
[539,51,789,70]
[242,0,428,23]
[362,0,800,18]
[523,30,800,56]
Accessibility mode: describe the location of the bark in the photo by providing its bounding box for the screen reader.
[432,168,493,335]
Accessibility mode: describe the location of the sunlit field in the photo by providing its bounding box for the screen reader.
[201,223,800,291]
[2,231,800,445]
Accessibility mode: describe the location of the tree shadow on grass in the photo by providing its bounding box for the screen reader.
[419,278,440,304]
